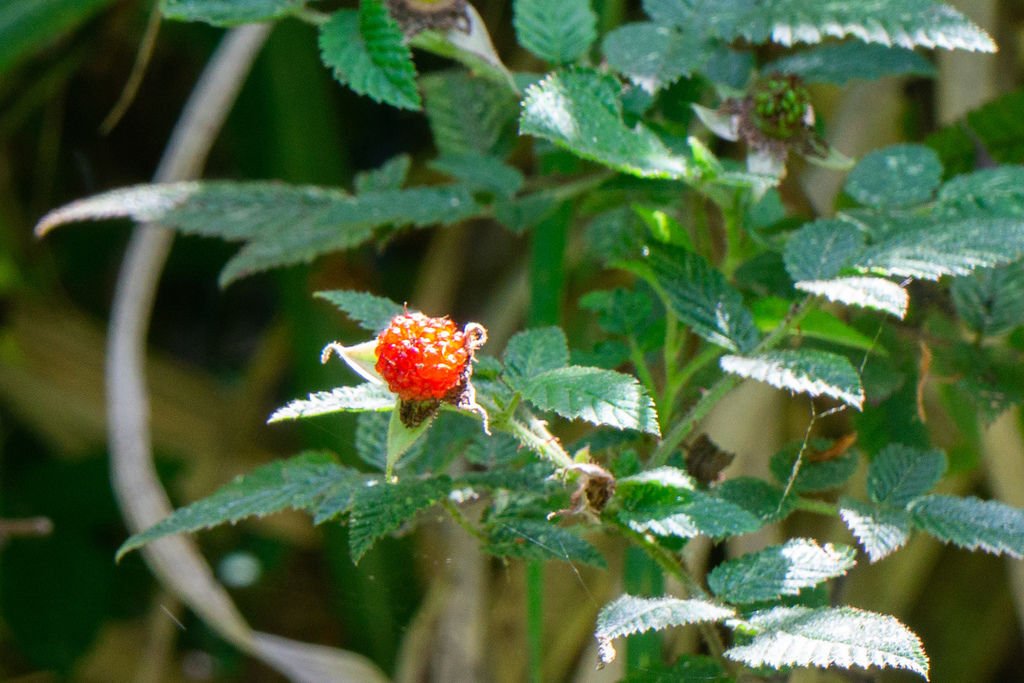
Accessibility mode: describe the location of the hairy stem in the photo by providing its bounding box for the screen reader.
[650,296,816,466]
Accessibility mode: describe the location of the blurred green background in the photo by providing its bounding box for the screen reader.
[2,1,1024,681]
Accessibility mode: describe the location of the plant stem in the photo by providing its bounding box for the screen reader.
[613,522,727,661]
[650,296,816,466]
[500,408,575,470]
[526,560,545,683]
[793,497,839,516]
[440,499,489,544]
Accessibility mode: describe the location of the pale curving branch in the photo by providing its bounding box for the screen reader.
[105,22,385,683]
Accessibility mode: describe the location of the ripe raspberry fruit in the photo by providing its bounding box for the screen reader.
[375,312,471,401]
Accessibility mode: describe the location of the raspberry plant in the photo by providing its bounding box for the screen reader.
[34,0,1024,680]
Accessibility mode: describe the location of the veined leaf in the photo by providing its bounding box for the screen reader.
[521,366,660,435]
[784,219,866,282]
[720,350,865,409]
[765,41,935,85]
[839,497,911,563]
[769,439,859,494]
[429,153,524,198]
[348,476,453,562]
[937,166,1024,220]
[596,594,734,666]
[503,327,569,391]
[708,539,856,604]
[579,287,655,338]
[715,477,795,524]
[726,606,928,679]
[35,181,481,285]
[354,154,410,193]
[616,468,765,538]
[909,494,1024,558]
[867,444,946,508]
[314,290,403,333]
[710,0,994,52]
[0,0,114,74]
[855,217,1024,280]
[161,0,301,25]
[485,519,606,567]
[625,244,759,353]
[602,22,707,93]
[752,297,879,353]
[117,452,357,560]
[268,384,396,422]
[844,144,943,208]
[318,1,420,111]
[513,0,597,64]
[951,260,1024,336]
[795,277,909,319]
[520,69,690,179]
[421,71,519,156]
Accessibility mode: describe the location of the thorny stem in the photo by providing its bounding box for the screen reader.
[650,295,816,466]
[499,406,575,471]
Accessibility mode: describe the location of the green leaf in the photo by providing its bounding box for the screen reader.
[839,497,912,563]
[625,244,759,353]
[595,594,735,666]
[513,0,597,64]
[579,287,655,338]
[602,22,707,92]
[783,219,865,282]
[354,154,410,193]
[117,453,355,560]
[161,0,301,25]
[708,539,856,604]
[909,494,1024,558]
[0,0,114,74]
[503,327,569,391]
[485,519,606,567]
[795,276,909,319]
[430,153,524,198]
[616,468,765,539]
[720,350,865,409]
[520,68,690,179]
[421,71,518,156]
[867,444,946,508]
[855,217,1024,281]
[268,383,396,422]
[318,2,421,111]
[769,439,859,494]
[951,260,1024,336]
[715,477,794,524]
[765,42,936,85]
[937,167,1024,220]
[348,475,452,562]
[710,0,994,52]
[314,290,403,333]
[752,297,879,353]
[521,366,660,435]
[845,145,943,208]
[35,181,482,285]
[726,606,929,679]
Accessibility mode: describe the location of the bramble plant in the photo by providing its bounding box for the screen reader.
[35,0,1024,680]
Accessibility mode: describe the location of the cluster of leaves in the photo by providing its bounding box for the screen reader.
[36,0,1024,680]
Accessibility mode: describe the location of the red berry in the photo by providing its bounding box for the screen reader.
[375,312,470,401]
